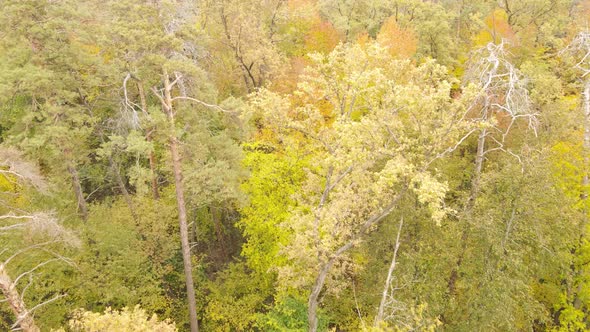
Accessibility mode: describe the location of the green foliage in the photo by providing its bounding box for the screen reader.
[256,296,327,332]
[1,1,589,331]
[204,262,270,331]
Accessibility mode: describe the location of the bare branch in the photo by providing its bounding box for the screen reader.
[121,73,142,130]
[27,293,66,314]
[2,241,58,268]
[13,259,61,286]
[171,96,236,114]
[170,73,183,90]
[328,165,354,192]
[429,127,479,165]
[561,31,590,76]
[19,274,33,303]
[150,86,169,112]
[11,293,67,330]
[333,185,409,259]
[0,148,47,192]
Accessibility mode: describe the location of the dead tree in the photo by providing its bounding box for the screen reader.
[0,151,77,332]
[0,214,73,332]
[446,40,536,299]
[464,40,536,205]
[151,70,232,332]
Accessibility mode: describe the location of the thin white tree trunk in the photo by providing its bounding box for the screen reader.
[574,78,590,310]
[582,79,590,199]
[307,188,408,332]
[375,217,404,325]
[307,259,334,332]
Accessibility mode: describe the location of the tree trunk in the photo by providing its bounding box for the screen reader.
[108,156,138,222]
[573,78,590,310]
[211,205,227,259]
[307,189,407,332]
[447,126,486,298]
[375,217,404,325]
[65,157,88,222]
[161,71,200,332]
[0,265,40,332]
[582,79,590,200]
[470,127,487,205]
[308,259,334,332]
[137,81,160,200]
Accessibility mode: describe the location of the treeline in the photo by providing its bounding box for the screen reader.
[1,0,590,331]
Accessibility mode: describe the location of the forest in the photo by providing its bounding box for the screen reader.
[1,0,590,331]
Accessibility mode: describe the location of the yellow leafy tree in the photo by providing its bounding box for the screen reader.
[53,306,176,332]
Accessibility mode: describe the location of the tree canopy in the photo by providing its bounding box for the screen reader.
[1,0,590,331]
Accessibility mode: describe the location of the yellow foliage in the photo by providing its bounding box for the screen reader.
[0,173,16,192]
[53,305,177,332]
[551,141,585,204]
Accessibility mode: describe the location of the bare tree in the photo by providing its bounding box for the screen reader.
[151,70,199,332]
[446,40,536,299]
[151,70,232,332]
[0,150,78,332]
[463,40,536,204]
[0,214,75,332]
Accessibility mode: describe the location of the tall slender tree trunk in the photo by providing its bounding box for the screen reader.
[375,217,404,325]
[137,81,160,200]
[96,128,138,222]
[211,205,227,259]
[308,259,334,332]
[67,164,87,221]
[573,79,590,310]
[0,265,40,332]
[307,189,407,332]
[108,156,138,222]
[582,79,590,200]
[160,71,199,332]
[63,150,88,222]
[471,128,487,203]
[447,126,486,298]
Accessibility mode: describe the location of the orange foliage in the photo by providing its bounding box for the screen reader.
[568,0,590,37]
[356,31,371,48]
[376,16,417,58]
[272,56,307,94]
[304,20,341,54]
[288,0,315,11]
[473,9,515,46]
